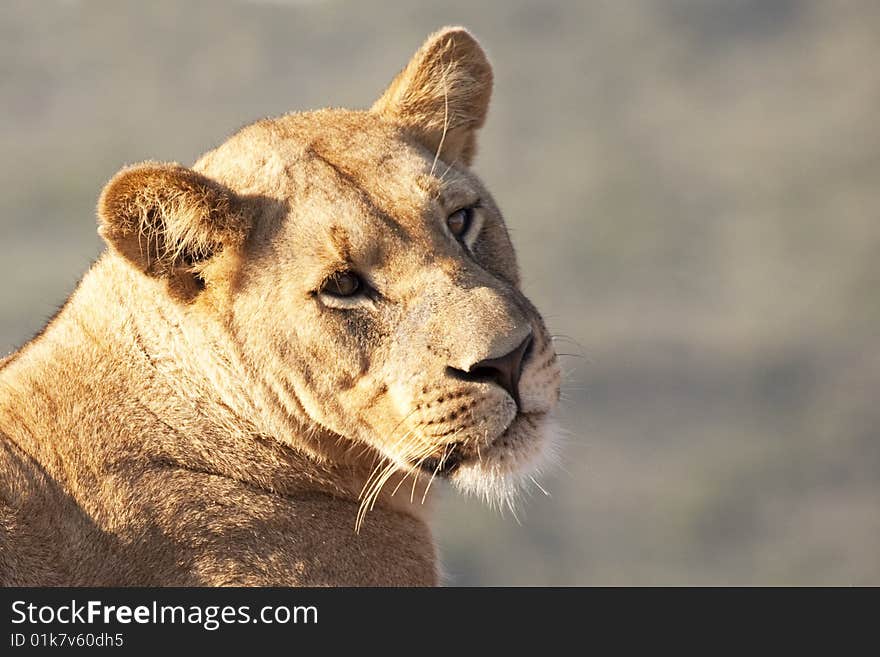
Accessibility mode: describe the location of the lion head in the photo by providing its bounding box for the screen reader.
[96,27,562,528]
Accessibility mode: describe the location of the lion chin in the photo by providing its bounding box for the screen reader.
[448,412,561,511]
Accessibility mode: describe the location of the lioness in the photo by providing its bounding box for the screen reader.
[0,27,561,586]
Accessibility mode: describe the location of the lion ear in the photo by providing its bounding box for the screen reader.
[98,162,252,293]
[371,26,493,166]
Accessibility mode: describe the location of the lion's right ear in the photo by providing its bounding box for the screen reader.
[98,162,252,285]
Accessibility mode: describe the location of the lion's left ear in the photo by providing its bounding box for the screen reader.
[371,26,493,166]
[97,162,253,297]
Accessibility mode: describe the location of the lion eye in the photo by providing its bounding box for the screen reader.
[320,271,362,297]
[447,207,473,238]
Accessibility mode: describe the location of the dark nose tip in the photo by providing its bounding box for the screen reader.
[449,335,533,409]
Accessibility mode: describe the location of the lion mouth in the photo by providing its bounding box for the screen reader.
[417,443,464,477]
[412,410,544,478]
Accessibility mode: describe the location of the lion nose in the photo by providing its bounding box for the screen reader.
[448,335,533,409]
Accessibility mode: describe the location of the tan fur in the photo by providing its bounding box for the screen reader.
[0,27,561,586]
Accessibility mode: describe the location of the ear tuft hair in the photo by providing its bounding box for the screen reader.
[372,27,493,166]
[97,162,251,280]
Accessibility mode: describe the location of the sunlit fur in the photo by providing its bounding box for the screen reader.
[0,27,561,586]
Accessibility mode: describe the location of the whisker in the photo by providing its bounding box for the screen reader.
[355,420,426,531]
[529,475,550,497]
[390,468,414,498]
[550,334,585,349]
[411,451,434,503]
[355,418,439,531]
[360,430,418,503]
[421,447,447,505]
[507,498,522,525]
[429,64,450,178]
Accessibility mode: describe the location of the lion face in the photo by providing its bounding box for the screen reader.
[97,27,561,512]
[221,112,561,508]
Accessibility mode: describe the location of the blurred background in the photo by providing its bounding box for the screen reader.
[2,0,878,585]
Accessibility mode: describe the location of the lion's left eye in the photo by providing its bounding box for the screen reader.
[447,207,474,238]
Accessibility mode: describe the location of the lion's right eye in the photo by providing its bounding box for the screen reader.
[447,207,473,238]
[320,272,362,298]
